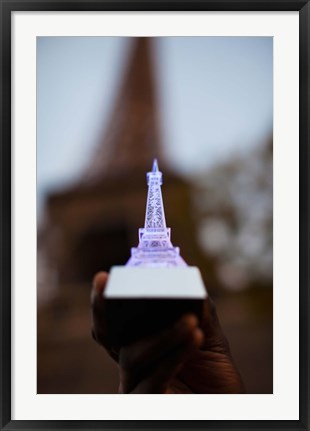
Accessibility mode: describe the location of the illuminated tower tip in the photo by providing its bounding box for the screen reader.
[152,158,159,173]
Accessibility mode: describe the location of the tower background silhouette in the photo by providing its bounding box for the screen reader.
[40,38,209,285]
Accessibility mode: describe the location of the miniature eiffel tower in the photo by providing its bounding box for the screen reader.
[126,159,187,267]
[104,159,206,344]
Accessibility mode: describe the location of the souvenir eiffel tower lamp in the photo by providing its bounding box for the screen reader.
[104,160,207,347]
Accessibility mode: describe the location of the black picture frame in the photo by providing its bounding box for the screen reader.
[1,1,309,430]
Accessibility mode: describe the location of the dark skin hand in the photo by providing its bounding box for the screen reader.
[91,271,245,394]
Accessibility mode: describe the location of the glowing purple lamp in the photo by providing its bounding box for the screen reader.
[126,159,186,268]
[103,160,207,347]
[105,160,207,300]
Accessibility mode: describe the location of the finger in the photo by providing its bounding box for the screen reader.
[119,315,204,393]
[91,271,108,309]
[200,297,230,355]
[90,272,109,344]
[91,271,120,362]
[132,328,204,393]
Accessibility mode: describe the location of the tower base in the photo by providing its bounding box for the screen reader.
[103,266,207,347]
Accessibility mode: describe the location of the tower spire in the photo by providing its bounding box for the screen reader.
[126,160,187,267]
[84,38,163,182]
[152,158,159,173]
[144,159,166,230]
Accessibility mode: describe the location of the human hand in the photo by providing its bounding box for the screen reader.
[91,271,245,394]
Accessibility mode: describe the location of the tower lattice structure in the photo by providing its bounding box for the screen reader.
[126,160,187,267]
[83,37,164,182]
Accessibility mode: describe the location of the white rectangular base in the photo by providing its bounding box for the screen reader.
[105,266,207,299]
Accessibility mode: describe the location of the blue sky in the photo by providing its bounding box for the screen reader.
[37,36,272,214]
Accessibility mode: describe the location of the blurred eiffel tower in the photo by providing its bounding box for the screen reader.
[41,37,208,287]
[37,37,209,394]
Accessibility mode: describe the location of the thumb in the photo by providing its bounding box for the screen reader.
[91,271,109,345]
